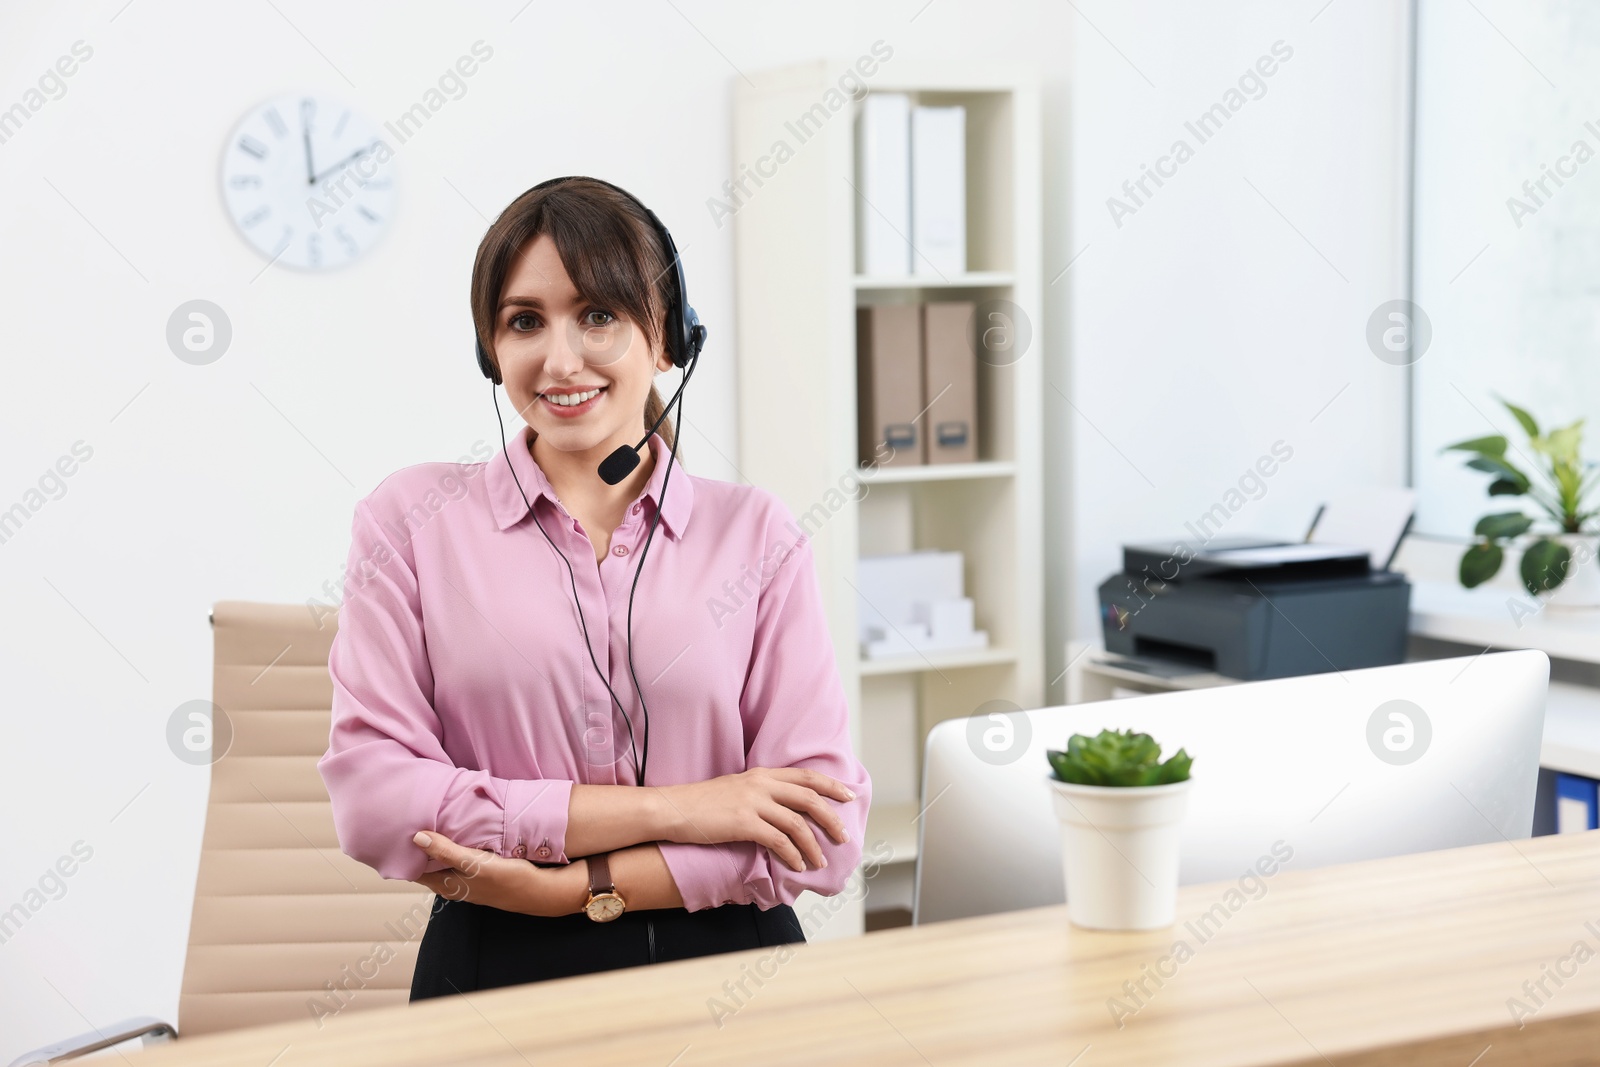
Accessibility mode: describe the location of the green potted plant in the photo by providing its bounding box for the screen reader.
[1045,728,1193,930]
[1442,396,1600,609]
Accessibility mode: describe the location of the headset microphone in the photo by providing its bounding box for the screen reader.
[598,354,698,485]
[597,446,641,487]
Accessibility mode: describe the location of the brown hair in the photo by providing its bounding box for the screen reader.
[470,177,680,454]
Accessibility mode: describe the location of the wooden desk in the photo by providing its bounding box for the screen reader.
[128,831,1600,1067]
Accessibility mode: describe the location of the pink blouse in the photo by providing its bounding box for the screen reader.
[317,425,872,912]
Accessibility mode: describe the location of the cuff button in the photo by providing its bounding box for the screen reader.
[512,844,527,858]
[536,845,552,859]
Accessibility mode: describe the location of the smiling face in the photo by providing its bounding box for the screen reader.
[492,231,673,462]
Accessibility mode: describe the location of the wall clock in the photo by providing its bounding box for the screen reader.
[220,92,395,271]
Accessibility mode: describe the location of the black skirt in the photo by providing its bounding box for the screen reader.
[409,894,807,1000]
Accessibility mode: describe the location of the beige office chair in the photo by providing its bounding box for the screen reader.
[11,601,433,1065]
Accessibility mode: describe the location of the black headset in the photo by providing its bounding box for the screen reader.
[479,175,705,790]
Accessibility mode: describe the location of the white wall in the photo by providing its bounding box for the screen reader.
[0,0,1409,1055]
[1053,0,1414,689]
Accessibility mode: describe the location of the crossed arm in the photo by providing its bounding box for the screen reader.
[411,773,859,916]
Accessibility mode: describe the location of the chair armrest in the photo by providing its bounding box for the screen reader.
[7,1015,176,1066]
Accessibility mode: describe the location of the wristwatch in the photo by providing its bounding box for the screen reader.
[582,852,626,922]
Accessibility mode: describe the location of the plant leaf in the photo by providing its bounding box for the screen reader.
[1123,731,1159,766]
[1500,397,1540,439]
[1441,434,1508,457]
[1546,420,1585,466]
[1487,477,1527,497]
[1459,541,1503,588]
[1047,748,1095,785]
[1520,538,1572,594]
[1474,511,1534,540]
[1464,456,1531,494]
[1157,749,1194,784]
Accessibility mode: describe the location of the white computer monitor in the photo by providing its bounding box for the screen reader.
[913,650,1550,925]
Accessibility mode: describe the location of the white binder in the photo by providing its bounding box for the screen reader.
[911,104,966,276]
[855,92,912,276]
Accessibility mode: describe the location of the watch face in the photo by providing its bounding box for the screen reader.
[586,893,626,922]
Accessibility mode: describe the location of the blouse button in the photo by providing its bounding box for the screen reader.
[512,843,527,859]
[631,502,643,515]
[612,544,629,556]
[536,845,552,859]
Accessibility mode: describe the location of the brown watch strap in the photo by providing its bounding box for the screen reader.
[586,852,615,897]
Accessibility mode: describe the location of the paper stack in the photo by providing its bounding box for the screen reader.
[856,549,988,659]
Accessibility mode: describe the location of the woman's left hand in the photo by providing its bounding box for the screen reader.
[410,830,577,917]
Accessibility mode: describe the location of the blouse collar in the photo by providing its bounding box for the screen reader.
[486,424,692,540]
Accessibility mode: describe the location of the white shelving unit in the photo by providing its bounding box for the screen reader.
[733,61,1044,936]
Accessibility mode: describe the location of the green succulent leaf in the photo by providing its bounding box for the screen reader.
[1520,537,1572,595]
[1459,541,1503,588]
[1156,748,1193,784]
[1046,727,1193,787]
[1046,748,1096,785]
[1473,511,1534,540]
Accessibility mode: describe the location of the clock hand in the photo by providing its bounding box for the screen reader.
[303,120,316,186]
[310,145,373,186]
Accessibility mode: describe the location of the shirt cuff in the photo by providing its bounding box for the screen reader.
[656,839,759,912]
[502,777,574,864]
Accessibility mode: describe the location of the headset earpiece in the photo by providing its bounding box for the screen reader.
[683,308,707,367]
[476,337,501,385]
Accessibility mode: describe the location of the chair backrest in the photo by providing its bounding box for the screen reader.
[179,601,433,1036]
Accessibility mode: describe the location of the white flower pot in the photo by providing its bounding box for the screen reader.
[1541,533,1600,610]
[1047,776,1191,930]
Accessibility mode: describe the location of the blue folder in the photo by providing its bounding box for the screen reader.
[1556,772,1599,834]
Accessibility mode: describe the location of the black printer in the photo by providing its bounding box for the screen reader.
[1096,535,1412,680]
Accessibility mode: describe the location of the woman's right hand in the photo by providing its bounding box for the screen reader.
[655,768,858,873]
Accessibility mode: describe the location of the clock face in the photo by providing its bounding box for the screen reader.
[220,93,395,271]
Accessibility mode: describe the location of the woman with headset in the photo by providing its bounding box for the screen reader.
[317,177,872,999]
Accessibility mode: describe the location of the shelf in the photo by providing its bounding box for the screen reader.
[1542,681,1600,778]
[1409,579,1600,666]
[853,271,1015,289]
[865,799,922,864]
[858,460,1016,484]
[860,647,1018,676]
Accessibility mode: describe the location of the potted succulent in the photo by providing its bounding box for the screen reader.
[1443,396,1600,609]
[1045,728,1193,930]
